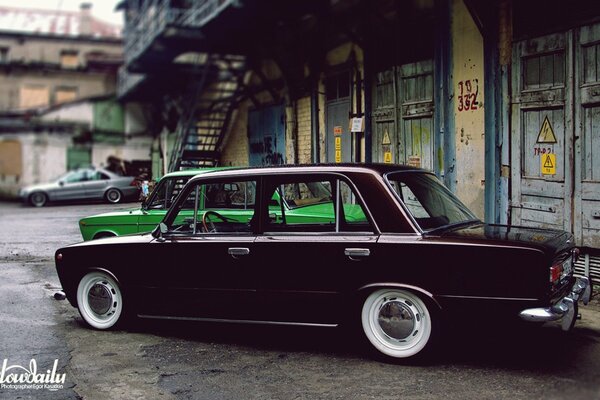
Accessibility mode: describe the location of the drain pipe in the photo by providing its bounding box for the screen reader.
[311,78,320,164]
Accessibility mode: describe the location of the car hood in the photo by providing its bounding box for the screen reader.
[59,231,155,251]
[433,223,574,256]
[80,208,145,224]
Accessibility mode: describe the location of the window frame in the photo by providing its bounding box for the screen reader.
[162,175,260,237]
[260,172,379,235]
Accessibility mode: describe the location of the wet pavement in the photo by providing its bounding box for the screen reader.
[0,200,599,400]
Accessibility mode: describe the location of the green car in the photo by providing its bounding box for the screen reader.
[79,168,367,241]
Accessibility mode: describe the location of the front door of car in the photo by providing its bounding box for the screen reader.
[81,170,110,199]
[53,170,87,200]
[253,175,378,325]
[135,179,260,320]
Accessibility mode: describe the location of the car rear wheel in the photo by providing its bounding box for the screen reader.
[29,192,48,207]
[105,188,122,204]
[76,271,124,330]
[361,289,434,359]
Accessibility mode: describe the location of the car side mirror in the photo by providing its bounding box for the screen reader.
[59,180,64,186]
[159,222,168,234]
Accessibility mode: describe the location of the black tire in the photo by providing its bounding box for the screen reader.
[105,188,122,204]
[361,288,439,360]
[76,271,127,330]
[29,192,48,207]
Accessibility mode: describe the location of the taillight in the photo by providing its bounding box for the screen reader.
[550,263,563,283]
[130,179,138,187]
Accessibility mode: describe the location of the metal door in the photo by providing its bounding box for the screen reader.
[248,104,286,166]
[372,60,435,170]
[326,70,352,163]
[575,23,600,248]
[511,32,573,231]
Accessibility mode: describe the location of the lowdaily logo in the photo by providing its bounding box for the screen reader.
[0,359,66,391]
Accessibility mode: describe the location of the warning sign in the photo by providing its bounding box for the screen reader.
[408,155,421,168]
[333,126,343,136]
[383,152,392,164]
[382,129,391,145]
[335,136,341,150]
[536,116,557,144]
[335,149,342,163]
[541,153,556,175]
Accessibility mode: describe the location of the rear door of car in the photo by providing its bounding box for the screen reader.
[136,177,261,320]
[253,173,378,325]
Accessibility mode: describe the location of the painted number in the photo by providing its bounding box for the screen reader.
[457,79,479,112]
[533,147,553,156]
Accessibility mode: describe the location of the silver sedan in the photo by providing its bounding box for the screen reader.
[19,167,140,207]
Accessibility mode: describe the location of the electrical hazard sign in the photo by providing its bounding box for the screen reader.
[541,153,556,175]
[536,116,557,144]
[382,129,391,145]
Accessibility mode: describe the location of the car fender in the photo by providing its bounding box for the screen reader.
[92,230,119,239]
[356,282,442,310]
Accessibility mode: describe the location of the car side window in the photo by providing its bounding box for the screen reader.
[148,177,191,210]
[64,170,87,183]
[204,181,255,210]
[265,177,372,233]
[168,179,257,235]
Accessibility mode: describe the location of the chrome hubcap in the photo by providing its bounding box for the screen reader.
[378,299,416,340]
[88,283,113,315]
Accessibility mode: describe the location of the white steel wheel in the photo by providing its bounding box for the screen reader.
[29,192,47,207]
[105,188,122,204]
[77,271,123,330]
[361,289,433,359]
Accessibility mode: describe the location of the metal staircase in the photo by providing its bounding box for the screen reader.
[168,54,247,171]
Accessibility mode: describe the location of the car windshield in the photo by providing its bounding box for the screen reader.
[385,171,478,231]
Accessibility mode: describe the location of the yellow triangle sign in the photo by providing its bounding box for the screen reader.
[543,154,554,168]
[536,116,557,144]
[382,129,391,145]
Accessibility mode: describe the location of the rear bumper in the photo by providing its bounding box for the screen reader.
[519,276,592,331]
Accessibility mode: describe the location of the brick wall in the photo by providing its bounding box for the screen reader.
[296,96,312,164]
[220,103,249,167]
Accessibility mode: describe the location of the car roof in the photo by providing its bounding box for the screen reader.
[186,163,427,181]
[159,167,229,180]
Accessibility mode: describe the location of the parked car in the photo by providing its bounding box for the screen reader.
[19,167,139,207]
[54,164,591,360]
[79,167,365,241]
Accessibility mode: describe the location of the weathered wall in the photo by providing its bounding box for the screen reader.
[0,36,120,66]
[452,0,485,218]
[92,137,153,168]
[0,35,120,110]
[296,96,312,164]
[220,101,249,166]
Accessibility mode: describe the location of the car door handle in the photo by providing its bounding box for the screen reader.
[228,247,250,258]
[345,248,370,261]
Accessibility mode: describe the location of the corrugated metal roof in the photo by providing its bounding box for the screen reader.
[0,6,121,38]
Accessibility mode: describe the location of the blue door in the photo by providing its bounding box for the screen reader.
[248,104,286,166]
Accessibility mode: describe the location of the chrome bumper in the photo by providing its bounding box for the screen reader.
[519,276,592,331]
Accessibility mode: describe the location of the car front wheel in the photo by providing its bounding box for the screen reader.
[105,188,122,204]
[361,289,434,359]
[76,271,124,330]
[29,192,48,207]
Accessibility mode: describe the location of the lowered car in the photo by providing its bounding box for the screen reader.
[54,164,592,360]
[19,167,139,207]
